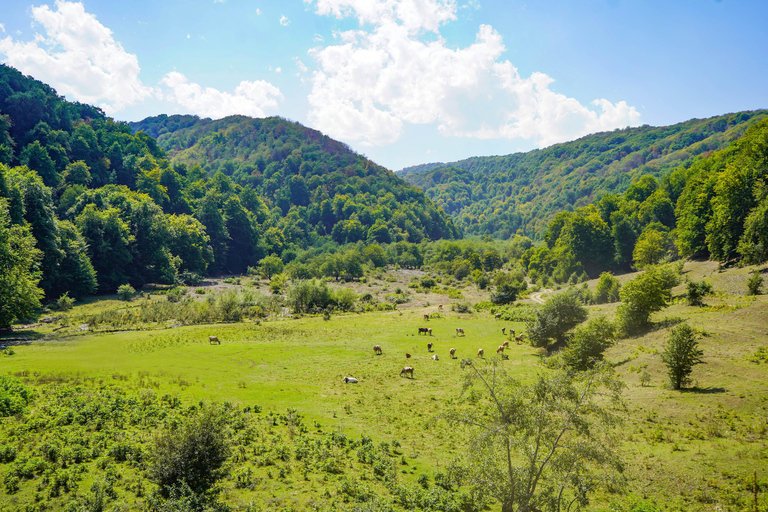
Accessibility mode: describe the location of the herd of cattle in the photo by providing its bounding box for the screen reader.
[345,321,525,383]
[207,309,525,385]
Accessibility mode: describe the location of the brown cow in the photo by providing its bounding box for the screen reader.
[501,327,506,335]
[515,335,525,344]
[497,345,505,354]
[449,348,456,359]
[431,354,439,361]
[399,366,414,378]
[418,327,429,335]
[477,348,484,357]
[373,344,382,355]
[503,340,510,348]
[438,304,443,311]
[209,335,220,344]
[405,353,412,358]
[456,327,464,336]
[423,314,430,321]
[427,342,433,352]
[495,313,501,320]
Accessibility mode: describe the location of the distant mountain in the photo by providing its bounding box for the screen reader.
[129,114,458,242]
[398,111,768,238]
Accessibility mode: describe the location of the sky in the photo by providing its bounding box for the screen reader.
[0,0,766,171]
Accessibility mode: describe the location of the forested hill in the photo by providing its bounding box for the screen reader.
[0,64,456,319]
[129,114,458,242]
[399,111,768,238]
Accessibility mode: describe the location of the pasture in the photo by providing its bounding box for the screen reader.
[1,261,767,511]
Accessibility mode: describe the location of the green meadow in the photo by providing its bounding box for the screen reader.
[1,262,767,511]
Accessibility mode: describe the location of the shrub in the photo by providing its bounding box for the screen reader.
[661,323,704,390]
[747,271,764,295]
[166,287,186,303]
[0,376,34,417]
[53,293,75,311]
[526,290,588,348]
[561,316,616,371]
[451,302,472,314]
[616,263,680,336]
[595,272,621,304]
[150,407,231,499]
[686,280,712,306]
[117,284,136,301]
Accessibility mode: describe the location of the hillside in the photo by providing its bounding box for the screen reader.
[129,114,458,242]
[399,111,768,238]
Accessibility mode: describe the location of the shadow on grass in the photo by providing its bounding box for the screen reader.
[681,386,727,394]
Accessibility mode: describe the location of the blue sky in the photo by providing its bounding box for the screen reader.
[1,0,766,170]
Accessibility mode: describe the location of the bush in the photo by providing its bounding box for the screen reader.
[150,407,230,499]
[117,284,136,301]
[747,271,764,295]
[526,290,588,348]
[661,323,704,390]
[0,376,34,417]
[595,272,621,304]
[451,302,472,314]
[616,264,680,336]
[166,287,186,303]
[686,280,712,306]
[561,317,616,370]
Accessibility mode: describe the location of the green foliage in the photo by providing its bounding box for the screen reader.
[150,406,231,499]
[450,363,625,512]
[258,254,284,280]
[526,289,588,348]
[633,227,674,269]
[117,284,136,301]
[561,316,616,371]
[746,271,764,295]
[661,323,704,390]
[686,280,713,306]
[617,264,681,336]
[0,375,34,417]
[595,272,621,304]
[403,111,767,238]
[0,197,43,328]
[53,292,75,311]
[287,279,357,314]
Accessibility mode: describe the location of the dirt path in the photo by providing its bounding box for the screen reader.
[530,291,546,304]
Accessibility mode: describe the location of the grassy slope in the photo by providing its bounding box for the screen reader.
[1,263,767,510]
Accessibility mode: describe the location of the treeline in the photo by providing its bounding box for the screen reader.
[401,110,768,238]
[522,117,768,285]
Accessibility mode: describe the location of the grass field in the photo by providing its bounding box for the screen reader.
[1,262,767,511]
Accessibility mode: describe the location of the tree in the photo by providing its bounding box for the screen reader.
[686,280,712,306]
[661,323,704,390]
[747,270,764,295]
[616,264,680,336]
[150,406,230,503]
[594,272,620,304]
[166,214,213,277]
[258,255,284,280]
[0,199,43,329]
[632,228,673,269]
[561,316,616,371]
[449,363,625,512]
[526,290,588,348]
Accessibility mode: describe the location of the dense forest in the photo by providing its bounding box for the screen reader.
[0,64,458,327]
[400,111,768,238]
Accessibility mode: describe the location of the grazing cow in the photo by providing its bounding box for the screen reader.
[209,335,220,345]
[503,340,510,348]
[456,327,464,336]
[405,353,412,358]
[418,327,429,335]
[431,354,439,361]
[400,366,414,378]
[478,348,484,357]
[344,377,358,383]
[501,327,506,335]
[438,304,443,311]
[450,348,456,358]
[515,335,524,344]
[427,342,433,352]
[428,328,432,336]
[373,344,382,355]
[423,314,430,321]
[497,345,505,354]
[495,313,501,320]
[510,329,515,337]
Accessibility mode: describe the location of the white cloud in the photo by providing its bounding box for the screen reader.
[280,15,291,26]
[0,0,154,113]
[0,23,5,33]
[294,58,308,73]
[256,8,262,15]
[186,33,191,39]
[161,71,283,119]
[306,1,640,147]
[306,0,457,33]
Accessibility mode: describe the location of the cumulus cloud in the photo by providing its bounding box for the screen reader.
[280,15,291,26]
[306,0,640,147]
[161,71,283,119]
[0,0,154,113]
